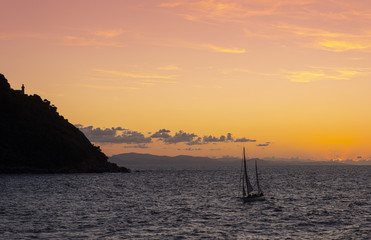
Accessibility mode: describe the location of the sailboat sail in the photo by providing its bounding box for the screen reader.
[240,147,265,202]
[255,159,262,194]
[242,147,254,196]
[241,158,246,196]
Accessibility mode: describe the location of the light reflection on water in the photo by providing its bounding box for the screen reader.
[0,166,370,239]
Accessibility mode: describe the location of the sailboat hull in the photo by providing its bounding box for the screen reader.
[240,148,266,203]
[242,194,266,203]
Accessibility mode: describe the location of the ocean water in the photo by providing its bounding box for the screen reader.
[0,165,370,239]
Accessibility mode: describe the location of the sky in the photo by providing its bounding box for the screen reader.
[1,0,371,161]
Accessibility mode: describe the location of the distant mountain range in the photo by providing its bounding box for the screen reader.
[109,152,370,170]
[109,153,235,169]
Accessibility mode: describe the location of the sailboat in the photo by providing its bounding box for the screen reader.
[240,147,265,202]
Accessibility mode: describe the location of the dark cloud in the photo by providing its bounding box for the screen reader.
[123,131,152,143]
[78,126,151,144]
[203,135,225,142]
[79,126,116,141]
[203,133,234,143]
[183,148,201,151]
[77,125,263,147]
[235,138,256,142]
[113,126,126,131]
[163,130,197,144]
[120,131,152,144]
[257,142,270,147]
[227,133,233,141]
[123,144,149,149]
[187,137,203,145]
[151,129,171,138]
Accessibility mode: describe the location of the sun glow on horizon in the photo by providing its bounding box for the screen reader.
[1,0,371,162]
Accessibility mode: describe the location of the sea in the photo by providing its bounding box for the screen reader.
[0,165,370,239]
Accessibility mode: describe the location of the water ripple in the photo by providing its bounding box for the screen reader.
[0,166,370,239]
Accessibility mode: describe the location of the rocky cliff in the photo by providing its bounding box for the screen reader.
[0,73,129,173]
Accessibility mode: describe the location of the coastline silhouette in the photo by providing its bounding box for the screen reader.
[0,73,129,174]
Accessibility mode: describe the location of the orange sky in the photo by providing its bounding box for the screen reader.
[1,0,371,161]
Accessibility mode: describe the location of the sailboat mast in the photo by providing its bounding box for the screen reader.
[243,147,249,195]
[255,159,262,194]
[240,154,246,197]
